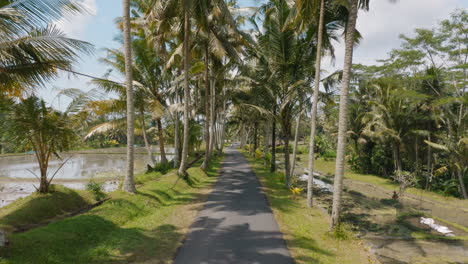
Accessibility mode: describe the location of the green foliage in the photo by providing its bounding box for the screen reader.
[330,223,351,240]
[147,161,174,175]
[255,149,264,159]
[0,156,224,263]
[322,150,336,159]
[343,10,468,198]
[85,181,106,201]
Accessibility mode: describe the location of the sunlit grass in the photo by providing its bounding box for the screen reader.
[0,156,223,264]
[243,152,377,264]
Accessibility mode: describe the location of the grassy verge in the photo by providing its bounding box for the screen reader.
[0,156,223,264]
[243,152,377,264]
[296,154,467,207]
[0,185,97,232]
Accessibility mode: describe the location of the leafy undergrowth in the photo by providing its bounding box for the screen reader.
[243,152,378,264]
[0,156,223,264]
[0,185,97,232]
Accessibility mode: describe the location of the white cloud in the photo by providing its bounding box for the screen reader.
[323,0,467,72]
[53,0,98,39]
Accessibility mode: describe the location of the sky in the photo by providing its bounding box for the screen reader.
[42,0,468,110]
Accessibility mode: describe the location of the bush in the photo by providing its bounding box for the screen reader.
[147,160,174,174]
[322,150,336,159]
[255,149,264,159]
[277,173,286,183]
[85,180,106,201]
[330,223,351,240]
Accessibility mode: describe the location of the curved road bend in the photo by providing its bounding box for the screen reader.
[174,146,293,264]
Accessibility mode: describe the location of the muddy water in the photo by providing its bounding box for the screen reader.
[0,153,173,179]
[0,149,174,208]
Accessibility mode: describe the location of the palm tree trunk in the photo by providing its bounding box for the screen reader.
[208,79,215,157]
[201,43,210,170]
[122,0,136,193]
[457,168,468,199]
[218,85,227,155]
[264,121,270,166]
[141,109,156,166]
[330,0,358,229]
[173,89,180,168]
[253,122,258,155]
[156,118,168,164]
[291,113,301,177]
[178,8,191,176]
[283,119,292,188]
[307,0,325,209]
[271,106,277,173]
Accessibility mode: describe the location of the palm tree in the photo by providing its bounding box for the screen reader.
[330,0,397,229]
[6,96,77,193]
[122,0,136,193]
[0,0,93,97]
[242,0,314,187]
[299,0,327,208]
[330,0,359,229]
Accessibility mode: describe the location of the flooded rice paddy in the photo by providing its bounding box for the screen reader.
[0,148,173,207]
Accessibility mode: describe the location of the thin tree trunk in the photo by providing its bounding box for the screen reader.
[122,0,136,193]
[307,0,325,208]
[157,118,168,164]
[264,121,270,166]
[330,0,358,229]
[173,88,180,168]
[208,79,215,157]
[253,122,258,155]
[457,168,468,199]
[178,8,191,176]
[283,120,292,188]
[291,113,301,176]
[218,85,227,154]
[141,109,156,166]
[201,43,210,170]
[271,107,277,173]
[427,133,433,189]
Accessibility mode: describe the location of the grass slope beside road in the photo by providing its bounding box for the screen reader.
[296,154,467,207]
[0,156,223,264]
[243,152,378,264]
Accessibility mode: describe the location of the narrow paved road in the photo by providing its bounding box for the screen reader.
[174,147,293,264]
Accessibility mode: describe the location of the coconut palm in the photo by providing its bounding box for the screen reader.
[241,0,315,187]
[122,0,136,193]
[6,96,77,193]
[0,0,93,97]
[330,0,397,229]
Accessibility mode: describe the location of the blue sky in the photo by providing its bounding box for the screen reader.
[42,0,467,110]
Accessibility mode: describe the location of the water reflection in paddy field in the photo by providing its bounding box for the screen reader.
[0,149,174,207]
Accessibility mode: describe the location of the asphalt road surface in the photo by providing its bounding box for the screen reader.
[174,146,293,264]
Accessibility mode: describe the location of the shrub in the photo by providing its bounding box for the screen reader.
[147,160,174,174]
[255,149,264,159]
[322,150,336,159]
[330,223,351,240]
[85,180,106,201]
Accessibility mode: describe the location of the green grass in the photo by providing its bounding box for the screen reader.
[297,154,468,206]
[243,152,377,264]
[0,185,96,232]
[0,156,223,264]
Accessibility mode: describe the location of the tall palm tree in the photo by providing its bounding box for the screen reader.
[330,0,359,229]
[304,0,326,208]
[122,0,136,193]
[1,0,93,97]
[330,0,397,230]
[292,0,349,205]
